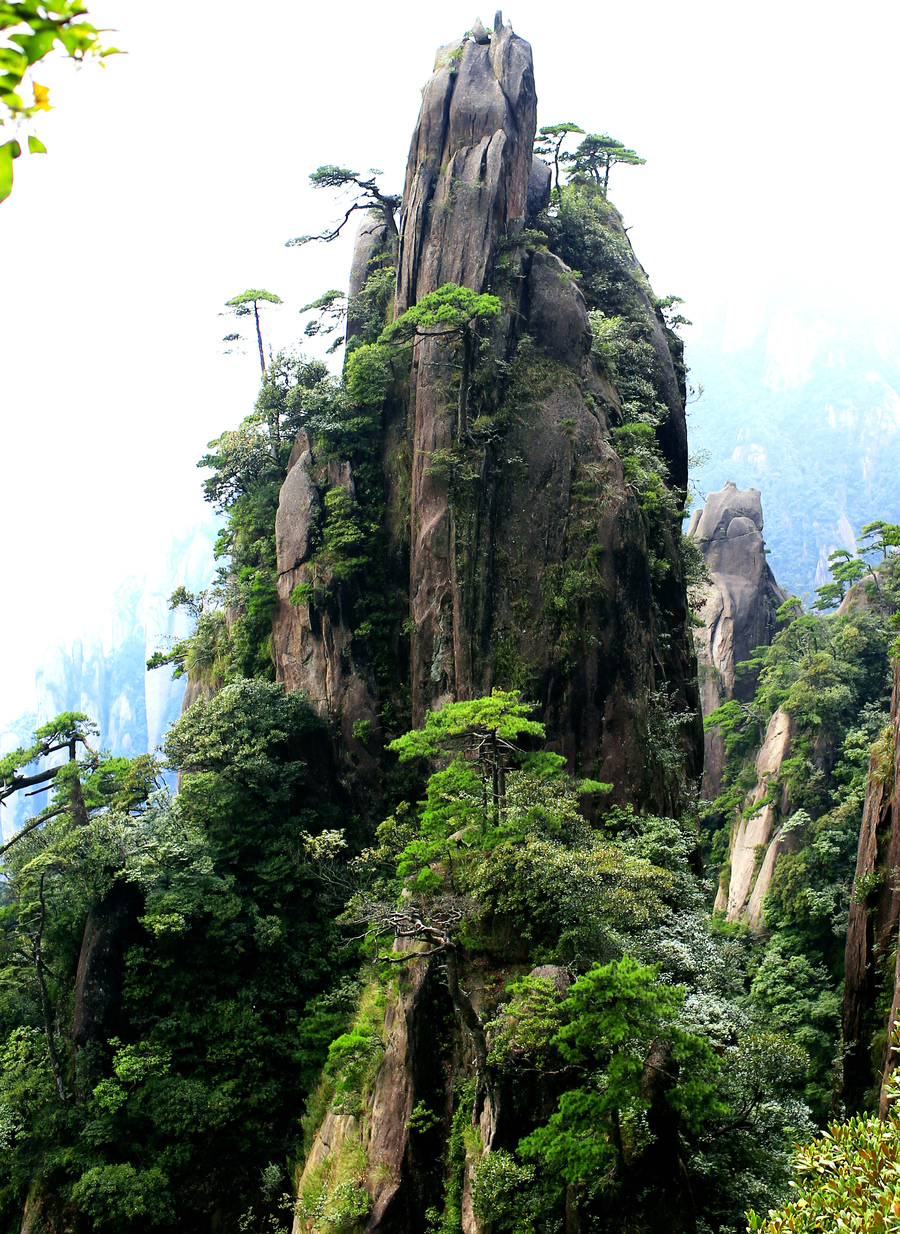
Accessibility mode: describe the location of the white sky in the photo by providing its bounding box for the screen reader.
[3,0,899,721]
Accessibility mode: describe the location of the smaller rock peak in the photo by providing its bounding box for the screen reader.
[467,13,511,42]
[471,16,490,43]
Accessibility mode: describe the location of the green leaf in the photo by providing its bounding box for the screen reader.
[11,29,57,64]
[0,138,20,203]
[27,133,46,153]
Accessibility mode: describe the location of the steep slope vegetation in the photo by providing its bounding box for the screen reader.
[695,501,899,1117]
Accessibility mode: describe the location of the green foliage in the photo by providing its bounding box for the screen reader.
[463,817,672,962]
[0,684,354,1232]
[703,528,899,1125]
[388,690,543,763]
[814,547,870,611]
[286,165,400,247]
[347,266,395,352]
[471,1150,540,1234]
[748,934,842,1114]
[323,980,386,1114]
[378,284,501,350]
[561,132,645,198]
[533,122,584,194]
[222,289,283,372]
[747,1040,900,1234]
[149,350,337,685]
[589,310,679,519]
[225,288,283,309]
[537,189,646,319]
[516,958,718,1187]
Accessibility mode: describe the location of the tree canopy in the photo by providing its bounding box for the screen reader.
[533,122,584,194]
[563,132,646,198]
[378,282,501,437]
[222,289,283,373]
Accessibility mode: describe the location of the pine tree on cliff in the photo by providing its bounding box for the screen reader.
[377,283,501,438]
[563,132,646,197]
[533,122,584,194]
[285,165,401,248]
[222,288,282,373]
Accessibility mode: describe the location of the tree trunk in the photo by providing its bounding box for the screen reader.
[254,301,265,373]
[490,729,500,825]
[34,876,66,1105]
[457,326,472,439]
[443,944,494,1125]
[73,880,144,1050]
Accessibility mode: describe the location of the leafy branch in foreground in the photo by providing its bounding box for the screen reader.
[0,1,122,201]
[747,1023,900,1233]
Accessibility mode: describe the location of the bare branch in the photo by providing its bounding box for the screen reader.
[286,202,365,247]
[0,806,68,858]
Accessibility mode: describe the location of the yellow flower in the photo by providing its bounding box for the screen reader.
[32,82,52,111]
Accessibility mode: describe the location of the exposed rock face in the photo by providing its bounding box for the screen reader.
[842,660,900,1114]
[272,447,382,784]
[396,15,537,728]
[291,953,453,1234]
[72,880,144,1048]
[396,15,535,314]
[275,431,319,572]
[714,707,795,925]
[271,16,701,815]
[689,481,786,795]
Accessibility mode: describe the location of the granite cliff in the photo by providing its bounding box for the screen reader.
[688,482,792,925]
[688,480,786,796]
[271,13,700,819]
[842,659,900,1114]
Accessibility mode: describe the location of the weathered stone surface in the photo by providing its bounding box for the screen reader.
[840,659,900,1114]
[179,675,217,714]
[396,18,537,732]
[526,251,592,368]
[291,947,452,1234]
[690,481,786,797]
[347,215,393,344]
[275,437,319,574]
[528,963,571,993]
[690,481,786,704]
[745,812,806,930]
[715,707,793,924]
[526,155,551,222]
[396,19,536,312]
[349,216,390,301]
[471,16,490,43]
[72,879,144,1048]
[290,1113,360,1234]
